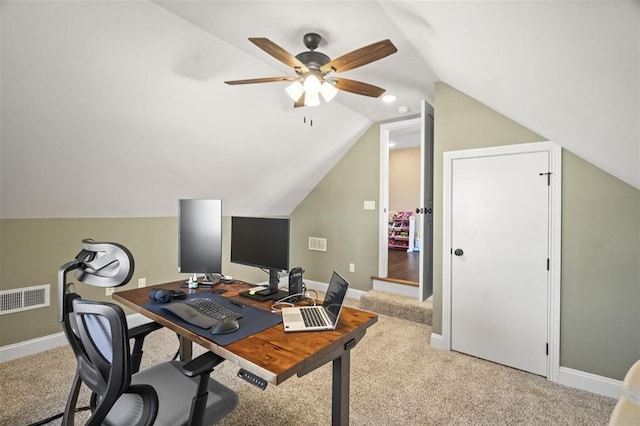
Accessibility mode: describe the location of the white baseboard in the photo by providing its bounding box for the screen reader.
[0,331,68,363]
[558,366,622,399]
[0,313,153,363]
[430,332,447,350]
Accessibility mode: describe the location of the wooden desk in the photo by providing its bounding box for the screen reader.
[112,280,378,425]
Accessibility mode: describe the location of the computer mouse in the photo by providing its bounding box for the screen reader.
[210,316,240,335]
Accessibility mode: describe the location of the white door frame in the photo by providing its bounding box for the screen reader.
[378,117,422,280]
[441,141,562,381]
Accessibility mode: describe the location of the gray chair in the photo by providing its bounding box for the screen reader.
[59,239,238,425]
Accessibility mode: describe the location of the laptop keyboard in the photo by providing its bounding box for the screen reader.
[300,307,326,327]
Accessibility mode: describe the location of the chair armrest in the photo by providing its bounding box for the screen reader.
[181,352,225,377]
[128,321,163,339]
[128,322,163,373]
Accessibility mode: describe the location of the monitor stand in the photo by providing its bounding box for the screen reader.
[240,289,289,302]
[239,269,288,301]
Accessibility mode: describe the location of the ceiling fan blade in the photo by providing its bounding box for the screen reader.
[321,39,397,74]
[249,37,309,74]
[294,93,306,108]
[224,76,298,85]
[333,77,386,98]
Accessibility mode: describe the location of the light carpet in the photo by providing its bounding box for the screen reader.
[1,299,616,425]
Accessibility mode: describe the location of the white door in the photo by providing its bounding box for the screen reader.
[450,150,549,376]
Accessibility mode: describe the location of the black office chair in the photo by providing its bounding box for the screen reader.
[58,239,238,425]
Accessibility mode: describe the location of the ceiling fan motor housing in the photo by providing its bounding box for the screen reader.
[295,51,330,71]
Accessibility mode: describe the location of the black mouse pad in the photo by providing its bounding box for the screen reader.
[143,293,282,346]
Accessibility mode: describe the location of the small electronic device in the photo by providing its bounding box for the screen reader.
[288,267,304,302]
[281,271,349,332]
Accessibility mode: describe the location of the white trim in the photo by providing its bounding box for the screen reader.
[430,333,447,350]
[0,313,153,363]
[442,141,562,380]
[558,367,622,399]
[548,144,563,382]
[372,279,419,298]
[0,331,67,363]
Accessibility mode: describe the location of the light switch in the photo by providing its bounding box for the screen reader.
[363,201,375,210]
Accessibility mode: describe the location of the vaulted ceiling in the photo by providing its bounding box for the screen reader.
[1,1,638,218]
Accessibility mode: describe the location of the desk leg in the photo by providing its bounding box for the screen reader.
[332,351,350,426]
[178,335,193,362]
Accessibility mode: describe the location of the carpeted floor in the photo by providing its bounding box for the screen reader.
[0,297,616,425]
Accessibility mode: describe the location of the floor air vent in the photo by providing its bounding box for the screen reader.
[0,284,50,315]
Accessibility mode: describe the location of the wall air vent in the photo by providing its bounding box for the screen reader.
[0,284,50,315]
[308,237,327,252]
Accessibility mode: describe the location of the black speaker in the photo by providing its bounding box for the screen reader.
[288,267,304,302]
[148,288,187,303]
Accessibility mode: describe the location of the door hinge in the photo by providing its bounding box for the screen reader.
[546,258,550,270]
[539,172,551,185]
[546,343,549,356]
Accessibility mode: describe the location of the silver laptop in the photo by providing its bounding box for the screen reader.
[282,271,349,332]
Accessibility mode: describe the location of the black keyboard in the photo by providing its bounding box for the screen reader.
[161,298,242,329]
[187,298,242,321]
[300,307,327,328]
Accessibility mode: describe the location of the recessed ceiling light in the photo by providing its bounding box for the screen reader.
[397,106,409,113]
[381,94,397,103]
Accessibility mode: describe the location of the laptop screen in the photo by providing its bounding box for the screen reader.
[323,271,349,325]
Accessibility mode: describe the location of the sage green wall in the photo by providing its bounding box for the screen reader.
[432,82,545,333]
[290,123,380,290]
[561,150,640,379]
[0,216,265,346]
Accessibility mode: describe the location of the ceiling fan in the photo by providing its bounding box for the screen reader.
[224,33,397,107]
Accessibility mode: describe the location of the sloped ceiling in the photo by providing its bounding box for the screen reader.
[1,1,638,218]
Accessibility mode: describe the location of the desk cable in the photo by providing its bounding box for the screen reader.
[270,289,318,313]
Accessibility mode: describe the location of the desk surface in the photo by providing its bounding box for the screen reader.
[112,280,378,386]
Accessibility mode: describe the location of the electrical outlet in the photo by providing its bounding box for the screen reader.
[138,278,146,288]
[349,263,355,273]
[105,287,115,296]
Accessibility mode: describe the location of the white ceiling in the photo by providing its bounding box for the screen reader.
[1,1,638,218]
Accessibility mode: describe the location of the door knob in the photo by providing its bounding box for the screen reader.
[415,208,422,214]
[454,249,464,256]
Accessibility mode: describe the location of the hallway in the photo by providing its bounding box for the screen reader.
[387,249,419,283]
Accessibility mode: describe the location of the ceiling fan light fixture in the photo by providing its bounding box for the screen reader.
[304,92,320,107]
[303,74,322,96]
[320,81,338,102]
[285,80,304,102]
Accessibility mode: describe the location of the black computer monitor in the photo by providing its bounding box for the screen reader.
[230,216,290,297]
[178,199,223,282]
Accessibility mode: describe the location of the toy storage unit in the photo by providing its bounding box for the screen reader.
[388,211,415,252]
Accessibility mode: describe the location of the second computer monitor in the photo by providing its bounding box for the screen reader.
[230,216,290,296]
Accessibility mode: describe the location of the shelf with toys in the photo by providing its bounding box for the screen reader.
[388,211,415,251]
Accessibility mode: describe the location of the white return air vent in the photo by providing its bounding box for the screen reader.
[0,284,50,315]
[308,237,327,252]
